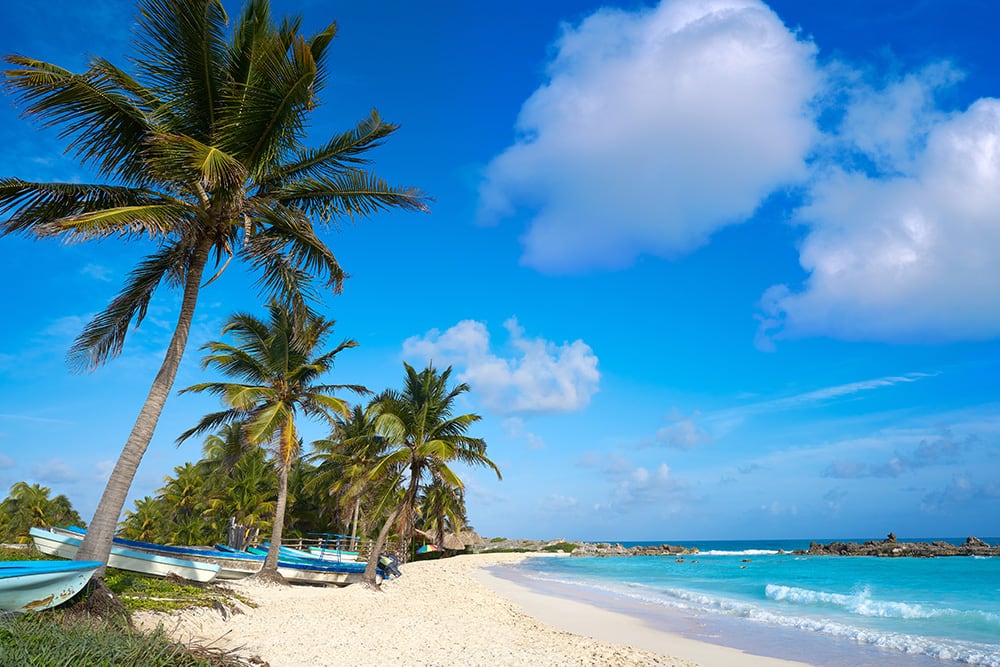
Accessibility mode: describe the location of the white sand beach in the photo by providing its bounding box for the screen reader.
[136,553,813,667]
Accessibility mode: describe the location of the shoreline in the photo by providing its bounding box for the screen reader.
[474,558,813,667]
[135,553,813,666]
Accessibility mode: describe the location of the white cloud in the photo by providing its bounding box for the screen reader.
[761,78,1000,343]
[31,458,80,483]
[655,408,713,449]
[403,318,599,415]
[81,263,113,282]
[501,417,547,450]
[478,0,820,272]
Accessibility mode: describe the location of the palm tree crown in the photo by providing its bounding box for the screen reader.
[1,0,426,571]
[178,299,366,576]
[361,363,501,582]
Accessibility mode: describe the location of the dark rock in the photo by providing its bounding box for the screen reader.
[806,536,998,557]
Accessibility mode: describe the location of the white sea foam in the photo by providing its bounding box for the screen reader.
[520,569,1000,666]
[697,549,781,556]
[765,583,937,619]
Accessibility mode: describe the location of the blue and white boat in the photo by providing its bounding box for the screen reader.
[55,527,260,581]
[0,559,101,612]
[238,544,384,585]
[29,527,220,583]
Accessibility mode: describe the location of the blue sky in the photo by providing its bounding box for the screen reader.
[1,0,998,541]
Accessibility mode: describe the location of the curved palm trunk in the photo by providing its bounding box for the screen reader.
[262,463,290,577]
[77,240,213,574]
[362,504,400,588]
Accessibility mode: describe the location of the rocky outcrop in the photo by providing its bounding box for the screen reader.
[473,539,698,557]
[801,535,1000,557]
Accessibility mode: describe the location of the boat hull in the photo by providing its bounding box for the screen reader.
[29,528,220,583]
[0,560,101,612]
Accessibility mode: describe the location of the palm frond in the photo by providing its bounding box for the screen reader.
[133,0,229,137]
[68,240,192,371]
[0,179,175,238]
[176,407,246,443]
[272,170,429,222]
[146,132,248,192]
[2,55,154,183]
[258,110,397,187]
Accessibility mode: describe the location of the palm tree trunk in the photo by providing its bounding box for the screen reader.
[262,462,290,576]
[349,496,360,551]
[363,504,400,588]
[76,239,213,573]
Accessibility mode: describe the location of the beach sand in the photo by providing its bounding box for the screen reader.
[135,553,813,667]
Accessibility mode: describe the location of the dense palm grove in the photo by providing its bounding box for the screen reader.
[0,360,494,561]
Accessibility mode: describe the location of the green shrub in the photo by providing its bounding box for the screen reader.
[541,542,579,553]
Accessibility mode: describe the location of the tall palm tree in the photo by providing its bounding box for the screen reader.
[362,363,501,586]
[0,0,426,573]
[177,299,365,578]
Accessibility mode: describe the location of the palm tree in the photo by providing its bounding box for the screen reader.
[308,402,387,549]
[177,299,365,578]
[119,496,164,542]
[0,0,427,574]
[362,363,501,586]
[418,478,468,551]
[204,447,278,536]
[0,482,84,543]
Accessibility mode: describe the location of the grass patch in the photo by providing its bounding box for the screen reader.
[0,612,243,666]
[0,546,47,561]
[541,542,580,553]
[105,570,253,614]
[488,537,506,543]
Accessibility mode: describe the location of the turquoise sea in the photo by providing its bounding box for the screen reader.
[497,539,1000,666]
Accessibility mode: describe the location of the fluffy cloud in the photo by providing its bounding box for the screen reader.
[655,409,713,449]
[31,458,79,483]
[403,318,599,414]
[761,76,1000,343]
[822,433,972,479]
[478,0,819,272]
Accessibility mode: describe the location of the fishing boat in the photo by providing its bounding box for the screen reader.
[29,527,220,583]
[306,546,361,562]
[0,560,101,612]
[236,544,382,586]
[54,527,260,581]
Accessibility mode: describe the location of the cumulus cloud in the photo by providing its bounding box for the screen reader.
[921,474,1000,513]
[478,0,819,272]
[31,458,80,483]
[582,452,688,511]
[403,318,599,415]
[822,433,971,479]
[760,73,1000,343]
[501,417,547,450]
[655,409,713,449]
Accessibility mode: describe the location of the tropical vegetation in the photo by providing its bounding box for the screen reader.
[0,482,84,543]
[0,0,427,574]
[176,300,364,576]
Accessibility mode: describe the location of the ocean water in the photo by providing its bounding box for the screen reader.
[501,539,1000,666]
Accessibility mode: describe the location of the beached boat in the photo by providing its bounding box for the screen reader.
[235,544,380,585]
[307,546,361,562]
[0,559,102,612]
[54,527,260,581]
[29,527,220,583]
